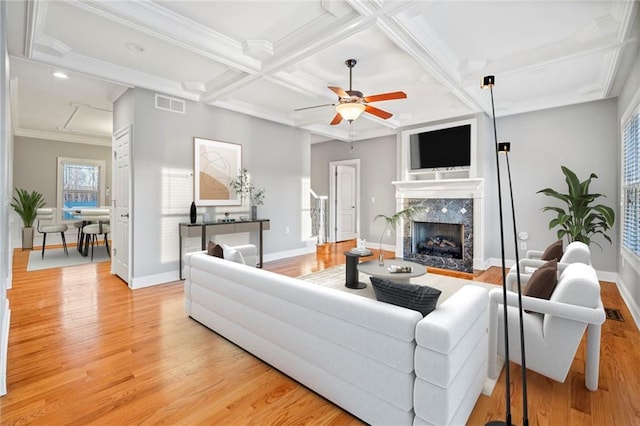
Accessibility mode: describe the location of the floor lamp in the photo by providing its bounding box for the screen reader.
[481,75,513,426]
[499,141,529,426]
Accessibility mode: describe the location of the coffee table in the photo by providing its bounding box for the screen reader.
[358,259,426,284]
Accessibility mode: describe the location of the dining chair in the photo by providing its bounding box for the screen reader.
[80,209,111,261]
[36,208,68,258]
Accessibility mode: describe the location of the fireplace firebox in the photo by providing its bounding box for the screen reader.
[411,221,464,260]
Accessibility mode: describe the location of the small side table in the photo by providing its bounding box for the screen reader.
[344,250,373,289]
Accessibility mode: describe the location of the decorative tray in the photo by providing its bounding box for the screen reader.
[387,265,413,273]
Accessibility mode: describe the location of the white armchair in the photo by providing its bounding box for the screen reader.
[509,241,591,287]
[488,262,605,391]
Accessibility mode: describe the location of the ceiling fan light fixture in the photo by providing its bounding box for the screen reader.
[336,103,365,121]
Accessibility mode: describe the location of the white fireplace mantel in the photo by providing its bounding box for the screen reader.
[392,178,484,199]
[392,178,485,270]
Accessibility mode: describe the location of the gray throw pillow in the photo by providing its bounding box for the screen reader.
[370,277,441,316]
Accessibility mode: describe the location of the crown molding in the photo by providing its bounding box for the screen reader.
[14,127,111,147]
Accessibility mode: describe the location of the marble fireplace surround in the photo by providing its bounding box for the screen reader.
[392,178,485,272]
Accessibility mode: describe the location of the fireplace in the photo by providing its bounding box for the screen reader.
[412,221,464,260]
[401,198,474,273]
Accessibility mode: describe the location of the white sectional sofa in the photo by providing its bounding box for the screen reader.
[183,252,490,425]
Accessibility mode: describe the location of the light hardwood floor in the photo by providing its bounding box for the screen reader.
[1,242,638,425]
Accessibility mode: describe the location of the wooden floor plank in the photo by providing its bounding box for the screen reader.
[1,241,639,425]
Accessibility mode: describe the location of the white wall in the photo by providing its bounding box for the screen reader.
[114,87,311,285]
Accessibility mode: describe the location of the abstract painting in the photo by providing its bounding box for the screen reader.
[194,138,242,206]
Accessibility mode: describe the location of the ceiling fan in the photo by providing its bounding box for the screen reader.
[295,59,407,125]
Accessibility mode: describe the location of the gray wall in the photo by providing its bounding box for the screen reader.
[617,49,640,320]
[12,136,112,207]
[497,99,618,273]
[115,87,311,282]
[311,135,397,246]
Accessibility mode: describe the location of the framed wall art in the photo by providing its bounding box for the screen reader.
[194,137,242,206]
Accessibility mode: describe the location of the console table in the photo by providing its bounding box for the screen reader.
[179,219,270,279]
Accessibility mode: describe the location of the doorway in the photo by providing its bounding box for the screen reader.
[329,159,360,242]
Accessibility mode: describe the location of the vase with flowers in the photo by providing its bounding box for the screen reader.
[230,168,266,220]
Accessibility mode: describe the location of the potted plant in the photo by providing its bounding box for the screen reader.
[10,188,46,249]
[230,168,265,220]
[537,166,615,248]
[374,204,426,265]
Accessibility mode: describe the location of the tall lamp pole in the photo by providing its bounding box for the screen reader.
[482,75,512,426]
[499,142,529,426]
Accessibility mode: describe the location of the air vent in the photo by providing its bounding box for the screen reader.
[155,94,185,114]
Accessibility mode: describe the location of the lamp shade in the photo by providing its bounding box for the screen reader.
[336,103,365,121]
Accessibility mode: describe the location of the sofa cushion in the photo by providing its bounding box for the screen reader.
[541,239,563,262]
[524,259,557,300]
[221,243,245,265]
[370,277,441,316]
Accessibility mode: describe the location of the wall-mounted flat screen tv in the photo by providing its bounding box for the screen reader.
[409,124,471,170]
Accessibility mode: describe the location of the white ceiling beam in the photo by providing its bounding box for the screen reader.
[14,128,111,147]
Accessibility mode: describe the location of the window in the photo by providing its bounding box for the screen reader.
[57,157,106,221]
[623,107,640,257]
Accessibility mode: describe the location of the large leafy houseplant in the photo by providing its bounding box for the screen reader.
[10,188,46,250]
[374,204,426,264]
[10,188,45,228]
[537,166,615,248]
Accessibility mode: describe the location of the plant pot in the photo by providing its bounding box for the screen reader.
[251,205,258,221]
[22,227,34,250]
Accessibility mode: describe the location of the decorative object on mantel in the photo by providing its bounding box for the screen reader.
[189,201,197,224]
[538,165,615,249]
[11,188,46,250]
[230,168,265,220]
[374,204,426,266]
[482,75,529,426]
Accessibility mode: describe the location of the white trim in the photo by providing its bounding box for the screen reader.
[263,246,316,263]
[129,271,178,290]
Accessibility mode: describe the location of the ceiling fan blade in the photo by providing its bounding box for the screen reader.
[363,91,407,103]
[365,104,393,120]
[330,113,343,125]
[294,103,334,111]
[328,86,349,98]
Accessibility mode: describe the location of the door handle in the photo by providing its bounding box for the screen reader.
[121,213,129,218]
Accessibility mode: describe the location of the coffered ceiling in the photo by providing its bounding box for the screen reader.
[6,0,640,146]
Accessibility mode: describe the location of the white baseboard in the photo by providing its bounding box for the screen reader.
[616,276,640,330]
[263,246,316,263]
[130,271,180,289]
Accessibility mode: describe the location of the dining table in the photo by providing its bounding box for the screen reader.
[62,208,111,257]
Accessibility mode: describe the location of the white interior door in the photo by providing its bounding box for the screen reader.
[112,127,130,283]
[336,165,357,242]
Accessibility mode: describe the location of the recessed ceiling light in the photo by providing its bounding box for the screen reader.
[53,71,68,79]
[126,42,145,53]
